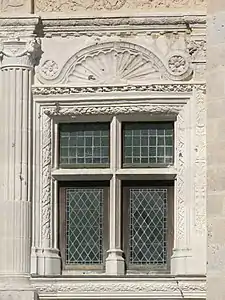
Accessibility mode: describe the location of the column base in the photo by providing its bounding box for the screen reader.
[0,290,39,300]
[106,249,125,275]
[171,248,193,275]
[31,248,61,276]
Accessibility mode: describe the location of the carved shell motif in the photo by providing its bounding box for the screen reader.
[37,42,192,85]
[67,49,161,85]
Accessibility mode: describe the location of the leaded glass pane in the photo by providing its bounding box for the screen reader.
[123,122,174,167]
[129,188,167,265]
[66,188,103,264]
[60,123,110,167]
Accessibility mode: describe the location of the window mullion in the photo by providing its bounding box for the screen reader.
[106,117,125,275]
[110,116,121,172]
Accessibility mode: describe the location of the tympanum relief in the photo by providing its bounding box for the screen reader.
[37,41,193,85]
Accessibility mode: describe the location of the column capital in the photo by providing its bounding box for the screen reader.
[0,38,42,68]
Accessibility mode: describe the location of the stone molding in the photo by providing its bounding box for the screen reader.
[31,82,206,276]
[33,83,194,96]
[0,38,42,67]
[31,277,206,297]
[0,17,40,38]
[40,14,206,37]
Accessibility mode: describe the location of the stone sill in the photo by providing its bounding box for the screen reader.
[31,275,206,299]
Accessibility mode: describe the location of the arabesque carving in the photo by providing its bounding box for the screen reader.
[33,84,194,96]
[194,86,206,234]
[35,0,206,12]
[37,42,192,85]
[41,112,52,244]
[32,279,206,294]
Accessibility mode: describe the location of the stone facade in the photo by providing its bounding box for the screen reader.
[0,0,211,299]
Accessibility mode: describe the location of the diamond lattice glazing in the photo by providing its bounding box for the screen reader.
[129,188,167,265]
[66,188,103,264]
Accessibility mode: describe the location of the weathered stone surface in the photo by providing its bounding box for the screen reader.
[35,0,206,13]
[0,0,32,13]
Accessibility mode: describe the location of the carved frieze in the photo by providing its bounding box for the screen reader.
[35,0,206,12]
[33,84,194,96]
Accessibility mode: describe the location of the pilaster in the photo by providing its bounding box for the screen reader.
[0,38,41,299]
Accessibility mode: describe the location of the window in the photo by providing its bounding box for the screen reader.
[59,181,109,270]
[59,123,110,168]
[58,119,175,273]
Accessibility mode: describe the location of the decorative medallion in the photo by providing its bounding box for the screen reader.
[168,55,189,75]
[40,60,59,78]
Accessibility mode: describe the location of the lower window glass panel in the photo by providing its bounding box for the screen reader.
[66,187,103,265]
[129,188,168,267]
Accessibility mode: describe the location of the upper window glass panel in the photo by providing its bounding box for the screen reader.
[59,123,110,168]
[122,122,174,168]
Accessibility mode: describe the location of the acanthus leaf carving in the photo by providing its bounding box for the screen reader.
[0,38,42,67]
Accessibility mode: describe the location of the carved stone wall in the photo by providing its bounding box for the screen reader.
[35,0,206,13]
[0,0,32,13]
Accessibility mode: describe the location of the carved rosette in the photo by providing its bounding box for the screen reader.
[0,38,42,68]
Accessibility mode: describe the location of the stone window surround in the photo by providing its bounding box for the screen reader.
[31,83,206,280]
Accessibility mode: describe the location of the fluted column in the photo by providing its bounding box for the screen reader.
[0,39,41,299]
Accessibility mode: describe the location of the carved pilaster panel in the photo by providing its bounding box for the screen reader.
[41,111,52,248]
[194,85,206,235]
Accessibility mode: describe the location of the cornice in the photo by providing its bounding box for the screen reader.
[0,14,206,38]
[0,16,40,38]
[40,14,206,37]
